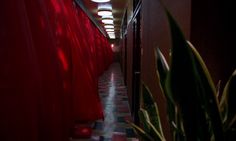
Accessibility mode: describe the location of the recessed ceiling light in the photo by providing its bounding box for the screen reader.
[102,15,114,24]
[108,32,115,35]
[107,31,115,34]
[91,0,110,3]
[97,3,112,16]
[106,29,114,32]
[102,15,113,19]
[109,35,116,39]
[102,18,113,24]
[104,25,114,29]
[98,3,112,10]
[98,9,112,16]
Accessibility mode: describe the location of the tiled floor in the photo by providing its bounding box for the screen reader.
[73,63,138,141]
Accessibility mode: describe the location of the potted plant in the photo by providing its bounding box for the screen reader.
[127,6,236,141]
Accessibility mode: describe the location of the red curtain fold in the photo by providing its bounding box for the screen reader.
[0,1,40,141]
[60,0,103,122]
[0,0,113,141]
[24,0,71,141]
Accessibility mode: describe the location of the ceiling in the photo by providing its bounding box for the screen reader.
[80,0,128,39]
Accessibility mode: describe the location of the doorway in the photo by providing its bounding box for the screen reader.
[131,7,141,124]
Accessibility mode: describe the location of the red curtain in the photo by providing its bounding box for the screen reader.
[0,0,113,141]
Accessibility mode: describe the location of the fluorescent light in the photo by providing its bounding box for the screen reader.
[98,3,112,10]
[102,15,113,19]
[104,25,114,29]
[108,32,115,39]
[107,31,115,34]
[91,0,110,3]
[109,35,115,39]
[106,29,114,32]
[98,10,112,16]
[102,19,113,24]
[97,3,112,16]
[108,32,115,35]
[102,15,114,24]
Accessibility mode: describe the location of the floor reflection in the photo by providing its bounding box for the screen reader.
[74,63,137,141]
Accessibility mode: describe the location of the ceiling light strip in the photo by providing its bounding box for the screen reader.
[104,25,114,29]
[91,0,110,3]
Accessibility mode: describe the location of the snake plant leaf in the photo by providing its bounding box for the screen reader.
[146,120,166,141]
[221,69,236,130]
[216,80,221,99]
[171,121,186,141]
[164,9,223,140]
[228,115,236,130]
[173,107,186,141]
[139,108,165,141]
[155,48,174,104]
[155,48,169,90]
[139,108,151,133]
[142,83,164,137]
[220,78,230,125]
[155,48,178,139]
[126,120,154,141]
[187,41,224,140]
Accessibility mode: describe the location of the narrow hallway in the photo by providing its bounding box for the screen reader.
[74,63,137,141]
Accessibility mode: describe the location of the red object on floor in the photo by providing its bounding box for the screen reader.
[112,133,127,141]
[72,125,92,138]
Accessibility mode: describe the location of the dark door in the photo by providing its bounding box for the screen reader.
[124,34,128,86]
[131,9,141,124]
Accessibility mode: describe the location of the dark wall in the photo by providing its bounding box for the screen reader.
[120,0,134,110]
[191,0,236,86]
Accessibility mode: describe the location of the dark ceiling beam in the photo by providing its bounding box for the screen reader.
[74,0,107,37]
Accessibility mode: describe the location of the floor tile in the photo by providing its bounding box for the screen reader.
[72,63,138,141]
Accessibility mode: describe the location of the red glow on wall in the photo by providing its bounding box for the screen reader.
[50,0,61,13]
[63,82,68,90]
[57,48,68,71]
[56,23,63,36]
[40,16,45,29]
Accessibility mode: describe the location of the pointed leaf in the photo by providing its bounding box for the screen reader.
[187,41,224,140]
[155,48,169,90]
[155,48,177,137]
[171,121,185,140]
[139,108,151,133]
[155,48,174,104]
[220,78,229,125]
[221,69,236,129]
[146,120,166,141]
[164,9,222,140]
[142,83,164,137]
[126,120,154,141]
[173,107,186,141]
[216,80,221,99]
[228,115,236,129]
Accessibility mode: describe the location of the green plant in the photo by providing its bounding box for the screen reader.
[127,84,166,141]
[128,7,236,141]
